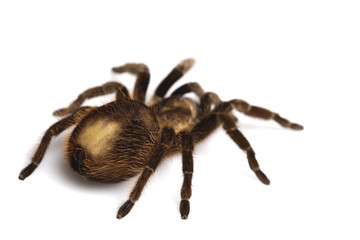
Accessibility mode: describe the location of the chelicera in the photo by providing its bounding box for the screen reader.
[19,59,303,219]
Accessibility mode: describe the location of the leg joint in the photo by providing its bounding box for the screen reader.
[145,165,154,173]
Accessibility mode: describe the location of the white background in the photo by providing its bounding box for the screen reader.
[1,1,359,239]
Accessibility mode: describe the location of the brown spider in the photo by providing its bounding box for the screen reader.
[19,59,303,220]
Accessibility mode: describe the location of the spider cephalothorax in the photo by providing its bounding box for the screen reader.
[19,59,303,219]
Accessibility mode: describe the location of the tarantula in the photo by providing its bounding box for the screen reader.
[19,59,303,219]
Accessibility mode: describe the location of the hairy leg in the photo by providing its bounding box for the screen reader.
[112,63,150,103]
[151,59,195,103]
[19,107,95,180]
[117,127,175,219]
[190,112,270,184]
[170,83,224,120]
[53,82,129,117]
[219,113,270,184]
[215,99,303,130]
[170,82,204,97]
[171,83,303,131]
[191,113,221,144]
[178,132,194,219]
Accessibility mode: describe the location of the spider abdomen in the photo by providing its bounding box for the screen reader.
[77,118,122,159]
[66,101,160,183]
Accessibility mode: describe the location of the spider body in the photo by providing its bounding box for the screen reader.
[19,59,303,220]
[153,95,198,133]
[67,95,199,183]
[67,100,160,183]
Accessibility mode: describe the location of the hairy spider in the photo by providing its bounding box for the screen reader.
[19,59,303,220]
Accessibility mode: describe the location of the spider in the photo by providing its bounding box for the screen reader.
[19,58,303,220]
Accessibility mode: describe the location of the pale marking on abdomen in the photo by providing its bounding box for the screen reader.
[77,118,121,157]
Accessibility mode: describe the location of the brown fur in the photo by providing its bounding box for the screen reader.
[19,58,303,220]
[66,100,160,183]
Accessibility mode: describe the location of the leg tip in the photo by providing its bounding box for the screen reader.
[117,200,134,219]
[177,58,196,73]
[18,173,25,181]
[112,66,125,73]
[180,199,190,220]
[53,108,69,117]
[291,123,304,131]
[255,170,271,185]
[19,163,37,181]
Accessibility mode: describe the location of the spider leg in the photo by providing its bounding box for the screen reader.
[170,83,221,105]
[112,63,150,103]
[151,59,195,103]
[190,112,270,184]
[197,91,241,124]
[170,82,204,97]
[178,132,194,220]
[117,127,175,219]
[215,100,304,130]
[170,83,303,131]
[19,107,95,180]
[53,82,129,117]
[219,113,270,185]
[191,113,221,144]
[170,83,224,119]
